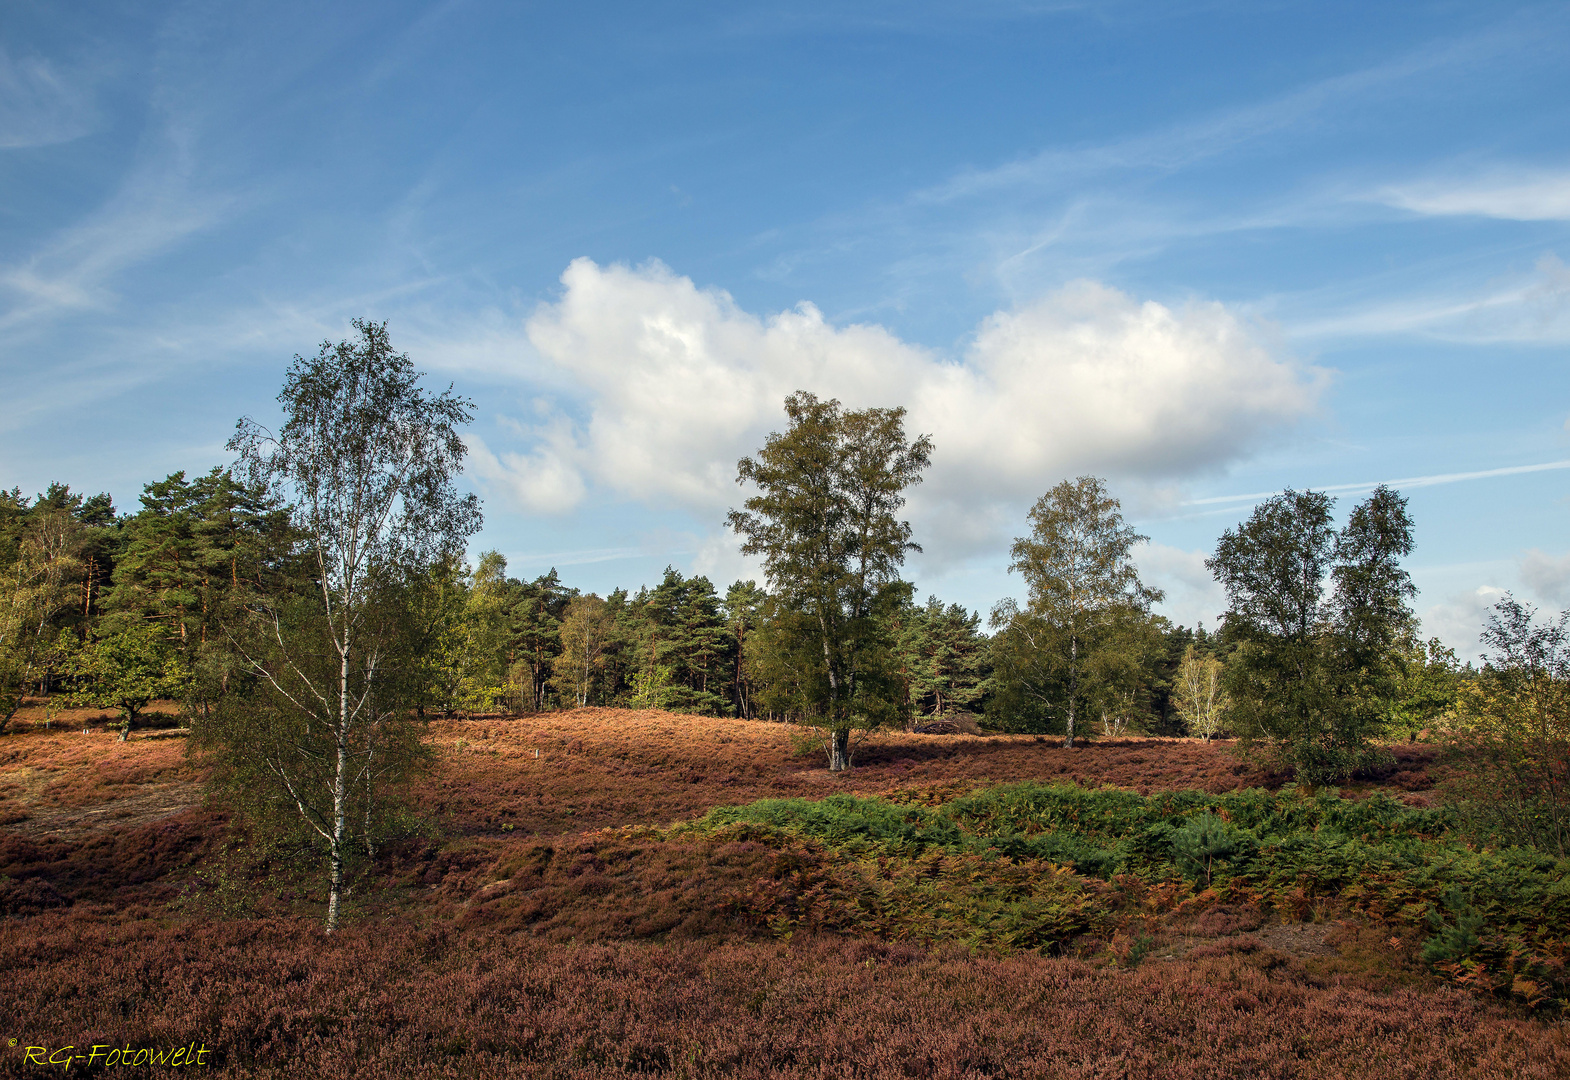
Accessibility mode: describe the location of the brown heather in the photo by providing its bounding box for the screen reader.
[412,709,1451,840]
[4,920,1567,1078]
[0,706,1551,1078]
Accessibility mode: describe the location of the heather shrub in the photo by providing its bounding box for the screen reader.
[1193,903,1264,936]
[3,920,1568,1079]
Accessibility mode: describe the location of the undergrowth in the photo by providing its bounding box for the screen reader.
[691,782,1570,1010]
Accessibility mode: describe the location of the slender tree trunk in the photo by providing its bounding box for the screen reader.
[1065,631,1078,748]
[819,610,852,771]
[327,640,350,933]
[364,722,378,860]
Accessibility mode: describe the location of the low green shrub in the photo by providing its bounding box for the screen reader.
[693,780,1570,1010]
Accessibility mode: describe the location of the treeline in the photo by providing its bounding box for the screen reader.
[0,473,1462,747]
[0,475,1005,729]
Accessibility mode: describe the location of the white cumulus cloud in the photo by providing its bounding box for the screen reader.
[1420,585,1508,663]
[1521,548,1570,608]
[1135,542,1229,632]
[479,258,1325,567]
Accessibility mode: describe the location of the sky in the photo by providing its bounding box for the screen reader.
[3,0,1568,659]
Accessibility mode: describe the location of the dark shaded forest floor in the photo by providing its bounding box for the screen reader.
[2,707,1562,1079]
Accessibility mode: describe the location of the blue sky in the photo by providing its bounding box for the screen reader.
[3,1,1568,656]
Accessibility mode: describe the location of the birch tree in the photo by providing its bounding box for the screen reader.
[989,477,1161,747]
[1208,485,1414,783]
[551,594,614,707]
[728,392,931,771]
[220,320,481,931]
[0,505,83,732]
[1173,645,1227,741]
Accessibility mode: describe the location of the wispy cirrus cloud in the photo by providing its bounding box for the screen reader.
[1180,458,1570,517]
[757,16,1547,315]
[1376,169,1570,221]
[1284,252,1570,344]
[0,48,98,150]
[894,17,1525,213]
[0,158,234,331]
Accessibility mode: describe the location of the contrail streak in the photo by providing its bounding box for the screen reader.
[1184,459,1570,508]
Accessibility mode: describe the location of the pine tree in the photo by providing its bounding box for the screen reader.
[505,569,576,711]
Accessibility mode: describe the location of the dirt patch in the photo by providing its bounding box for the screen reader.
[1157,916,1342,963]
[1254,920,1340,957]
[6,781,206,842]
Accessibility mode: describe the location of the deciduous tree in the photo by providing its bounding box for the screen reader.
[212,319,482,931]
[551,594,615,708]
[1207,485,1415,783]
[1173,645,1228,741]
[727,392,931,770]
[989,477,1161,746]
[73,623,188,737]
[0,500,86,731]
[1442,595,1570,855]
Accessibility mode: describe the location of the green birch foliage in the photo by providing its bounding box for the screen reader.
[0,496,91,731]
[728,392,931,770]
[211,319,482,931]
[1388,636,1462,740]
[453,551,513,712]
[1442,596,1570,856]
[988,477,1162,744]
[1172,644,1229,741]
[551,594,616,708]
[1208,485,1415,784]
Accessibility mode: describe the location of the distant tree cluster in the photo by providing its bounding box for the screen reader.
[0,385,1470,791]
[0,470,289,737]
[0,479,997,733]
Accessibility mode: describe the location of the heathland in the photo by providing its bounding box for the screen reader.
[2,702,1566,1079]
